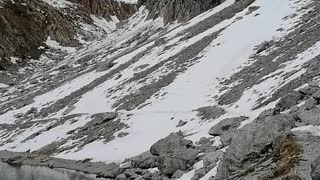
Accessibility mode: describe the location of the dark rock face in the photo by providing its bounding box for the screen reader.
[0,0,76,70]
[138,0,222,24]
[70,0,137,21]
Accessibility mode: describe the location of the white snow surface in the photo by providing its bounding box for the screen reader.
[0,83,9,88]
[58,0,313,162]
[0,0,317,170]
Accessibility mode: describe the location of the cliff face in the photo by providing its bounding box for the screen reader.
[70,0,137,21]
[138,0,222,24]
[0,0,138,71]
[0,0,76,70]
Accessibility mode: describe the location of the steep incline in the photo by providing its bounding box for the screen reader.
[0,0,320,179]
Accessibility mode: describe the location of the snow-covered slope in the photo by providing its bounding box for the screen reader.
[1,0,320,179]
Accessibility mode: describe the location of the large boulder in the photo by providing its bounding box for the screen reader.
[158,157,187,176]
[88,112,118,126]
[203,150,223,171]
[209,116,248,136]
[275,91,304,111]
[96,60,115,72]
[298,106,320,126]
[215,114,296,179]
[150,132,199,176]
[150,132,192,156]
[131,151,158,169]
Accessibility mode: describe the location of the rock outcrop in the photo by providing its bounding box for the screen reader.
[71,0,137,21]
[137,0,222,24]
[0,0,76,71]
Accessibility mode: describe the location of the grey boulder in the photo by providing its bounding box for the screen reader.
[96,60,115,72]
[215,114,296,179]
[275,91,304,111]
[150,132,199,176]
[298,106,320,126]
[208,116,248,136]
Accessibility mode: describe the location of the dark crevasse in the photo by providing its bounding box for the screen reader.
[0,162,105,180]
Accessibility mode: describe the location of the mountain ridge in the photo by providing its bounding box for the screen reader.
[1,0,320,179]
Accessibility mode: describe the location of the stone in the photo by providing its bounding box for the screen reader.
[176,120,188,127]
[256,41,271,53]
[312,89,320,100]
[307,147,320,180]
[215,114,296,179]
[41,73,51,81]
[276,91,304,111]
[257,108,279,119]
[172,170,185,178]
[203,150,223,170]
[131,151,158,169]
[124,169,139,179]
[304,97,318,110]
[0,0,76,70]
[133,64,149,71]
[298,86,319,96]
[96,60,115,72]
[198,137,211,145]
[150,132,199,176]
[70,0,137,21]
[158,157,187,176]
[30,79,39,84]
[26,107,37,115]
[193,168,207,179]
[89,112,118,126]
[208,116,248,136]
[150,132,191,156]
[298,106,320,126]
[196,106,226,120]
[116,174,127,180]
[138,0,222,24]
[16,99,35,109]
[309,80,320,87]
[118,132,129,138]
[219,129,239,146]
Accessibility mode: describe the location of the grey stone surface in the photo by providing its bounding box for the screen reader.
[158,157,187,176]
[192,168,207,180]
[215,114,296,179]
[96,60,115,72]
[150,132,199,176]
[196,106,226,121]
[298,106,320,126]
[172,170,184,178]
[176,120,188,127]
[203,150,223,170]
[275,91,304,111]
[131,151,158,169]
[138,0,222,24]
[208,116,248,136]
[311,156,320,180]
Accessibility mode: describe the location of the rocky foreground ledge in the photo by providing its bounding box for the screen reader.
[2,78,320,180]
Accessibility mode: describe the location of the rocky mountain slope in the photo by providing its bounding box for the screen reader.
[1,0,320,179]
